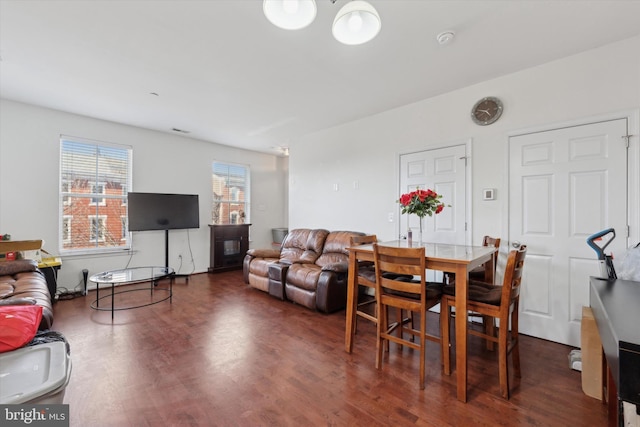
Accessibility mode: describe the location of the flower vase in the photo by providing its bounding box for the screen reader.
[418,216,424,244]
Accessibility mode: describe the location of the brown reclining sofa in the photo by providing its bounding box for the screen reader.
[243,228,364,313]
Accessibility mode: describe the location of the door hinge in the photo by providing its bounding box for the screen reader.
[459,156,468,167]
[622,134,632,148]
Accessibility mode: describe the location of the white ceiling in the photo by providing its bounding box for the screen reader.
[2,0,640,156]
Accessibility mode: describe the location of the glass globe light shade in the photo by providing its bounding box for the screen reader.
[332,1,381,45]
[263,0,317,30]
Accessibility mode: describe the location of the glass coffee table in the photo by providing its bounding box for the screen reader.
[89,266,175,320]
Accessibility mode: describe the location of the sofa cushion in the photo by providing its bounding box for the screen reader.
[0,297,37,306]
[286,264,322,292]
[0,259,38,276]
[248,258,278,278]
[280,229,329,264]
[300,228,330,263]
[284,284,316,310]
[316,231,362,268]
[248,274,270,293]
[279,229,310,263]
[0,283,13,298]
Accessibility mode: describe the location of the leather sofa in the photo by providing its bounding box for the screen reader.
[243,228,364,313]
[0,259,53,330]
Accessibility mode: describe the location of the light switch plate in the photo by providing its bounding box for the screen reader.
[483,188,496,201]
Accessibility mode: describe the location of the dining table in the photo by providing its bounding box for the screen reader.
[345,240,497,402]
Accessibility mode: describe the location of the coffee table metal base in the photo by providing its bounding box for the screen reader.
[90,267,175,320]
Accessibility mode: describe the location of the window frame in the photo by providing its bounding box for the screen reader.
[211,161,250,225]
[59,136,133,255]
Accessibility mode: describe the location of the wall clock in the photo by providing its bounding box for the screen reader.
[471,96,503,126]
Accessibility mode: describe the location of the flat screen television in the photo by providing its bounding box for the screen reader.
[128,192,199,232]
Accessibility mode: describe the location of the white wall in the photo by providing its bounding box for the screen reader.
[0,100,287,289]
[290,36,640,246]
[2,36,638,292]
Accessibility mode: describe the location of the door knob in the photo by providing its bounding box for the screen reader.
[512,240,521,248]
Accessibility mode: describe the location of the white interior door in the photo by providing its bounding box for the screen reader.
[509,119,628,346]
[399,145,467,245]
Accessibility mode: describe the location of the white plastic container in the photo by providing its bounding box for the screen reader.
[0,341,72,404]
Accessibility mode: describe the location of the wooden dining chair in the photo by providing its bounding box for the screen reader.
[350,235,414,332]
[444,235,501,349]
[350,234,379,328]
[440,245,527,399]
[373,244,443,390]
[445,235,501,285]
[471,236,501,283]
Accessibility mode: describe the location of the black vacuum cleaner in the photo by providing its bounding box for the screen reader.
[586,228,617,280]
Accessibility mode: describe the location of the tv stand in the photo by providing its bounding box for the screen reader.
[165,229,191,283]
[173,272,190,283]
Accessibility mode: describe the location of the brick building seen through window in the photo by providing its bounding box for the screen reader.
[60,137,131,254]
[212,162,250,225]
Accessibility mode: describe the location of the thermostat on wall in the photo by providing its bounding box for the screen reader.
[483,188,496,201]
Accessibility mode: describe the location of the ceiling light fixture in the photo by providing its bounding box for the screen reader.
[263,0,381,45]
[271,146,290,156]
[332,1,381,45]
[263,0,317,30]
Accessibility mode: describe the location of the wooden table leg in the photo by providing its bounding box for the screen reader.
[455,264,468,402]
[345,251,358,353]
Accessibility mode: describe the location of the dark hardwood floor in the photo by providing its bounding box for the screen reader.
[51,271,606,426]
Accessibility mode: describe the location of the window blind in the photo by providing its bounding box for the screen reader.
[59,136,132,254]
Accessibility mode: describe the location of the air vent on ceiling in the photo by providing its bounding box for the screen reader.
[171,128,190,134]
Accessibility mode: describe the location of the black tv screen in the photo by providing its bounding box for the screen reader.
[128,192,199,231]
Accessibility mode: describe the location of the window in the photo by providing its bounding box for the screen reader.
[212,162,250,225]
[60,136,132,254]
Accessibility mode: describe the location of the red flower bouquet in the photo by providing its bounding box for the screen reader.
[398,188,446,219]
